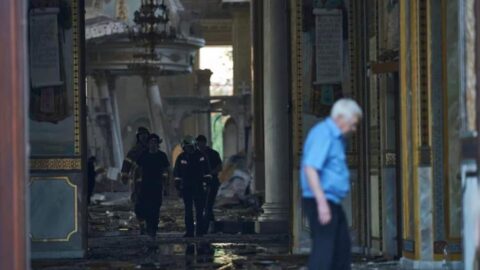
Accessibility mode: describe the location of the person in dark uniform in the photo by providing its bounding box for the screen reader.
[120,126,150,233]
[87,156,97,205]
[196,135,222,233]
[135,133,170,240]
[174,136,212,238]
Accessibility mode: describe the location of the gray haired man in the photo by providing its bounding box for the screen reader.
[301,98,363,270]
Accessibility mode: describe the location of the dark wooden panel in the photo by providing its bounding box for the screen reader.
[0,0,28,269]
[370,61,399,74]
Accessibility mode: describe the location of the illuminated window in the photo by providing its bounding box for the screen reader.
[199,46,233,96]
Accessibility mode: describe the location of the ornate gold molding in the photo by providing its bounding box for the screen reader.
[291,0,304,168]
[400,0,412,248]
[72,0,81,155]
[30,158,81,170]
[418,0,432,167]
[290,0,308,241]
[29,176,78,242]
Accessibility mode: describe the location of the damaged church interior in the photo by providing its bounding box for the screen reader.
[1,0,480,269]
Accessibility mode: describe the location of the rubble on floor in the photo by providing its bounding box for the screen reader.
[32,193,403,270]
[88,192,263,236]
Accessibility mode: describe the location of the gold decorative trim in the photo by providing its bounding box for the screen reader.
[291,0,307,246]
[400,0,412,246]
[292,2,304,167]
[30,158,82,170]
[410,0,421,259]
[419,0,431,150]
[72,0,81,155]
[29,177,78,242]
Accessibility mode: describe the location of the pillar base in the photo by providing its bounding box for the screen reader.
[255,220,289,234]
[259,202,289,221]
[400,257,463,269]
[256,202,289,234]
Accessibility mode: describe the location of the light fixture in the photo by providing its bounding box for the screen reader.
[128,0,176,75]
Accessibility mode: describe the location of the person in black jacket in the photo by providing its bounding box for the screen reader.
[87,156,97,205]
[135,133,170,240]
[196,135,222,233]
[174,135,211,237]
[120,127,150,234]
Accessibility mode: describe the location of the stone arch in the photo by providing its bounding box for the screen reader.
[223,117,239,161]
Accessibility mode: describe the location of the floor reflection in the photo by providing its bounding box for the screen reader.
[33,239,408,269]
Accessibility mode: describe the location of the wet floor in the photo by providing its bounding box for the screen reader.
[31,193,406,269]
[32,238,404,269]
[33,238,295,269]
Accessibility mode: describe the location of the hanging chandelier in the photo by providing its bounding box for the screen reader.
[129,0,177,74]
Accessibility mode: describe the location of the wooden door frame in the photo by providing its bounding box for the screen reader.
[0,0,29,269]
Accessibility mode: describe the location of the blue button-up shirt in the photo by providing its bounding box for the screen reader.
[300,118,350,204]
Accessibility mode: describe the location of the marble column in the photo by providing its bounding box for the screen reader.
[258,0,289,231]
[94,72,123,169]
[145,76,170,153]
[107,76,124,164]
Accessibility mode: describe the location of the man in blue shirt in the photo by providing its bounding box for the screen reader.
[301,98,362,270]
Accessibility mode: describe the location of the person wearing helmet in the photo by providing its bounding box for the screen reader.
[120,126,151,234]
[135,133,170,240]
[196,135,223,234]
[173,135,212,237]
[87,156,97,205]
